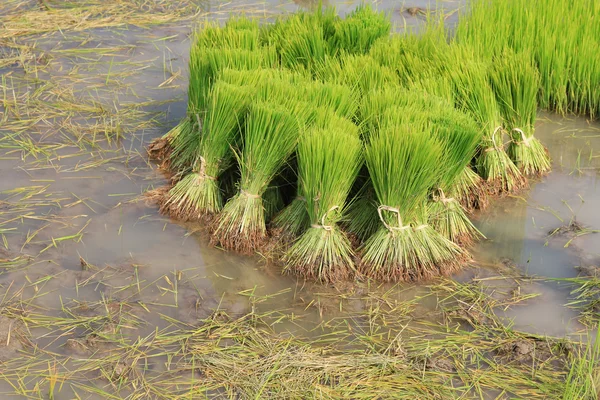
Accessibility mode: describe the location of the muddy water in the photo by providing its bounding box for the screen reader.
[0,0,598,376]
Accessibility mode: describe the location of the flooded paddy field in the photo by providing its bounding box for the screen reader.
[1,0,599,398]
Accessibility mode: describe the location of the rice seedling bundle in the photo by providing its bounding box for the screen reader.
[284,126,362,282]
[160,82,251,221]
[211,100,310,253]
[272,108,358,239]
[426,108,483,244]
[316,53,397,97]
[167,46,278,173]
[269,15,329,75]
[489,50,550,176]
[360,122,464,281]
[329,4,391,55]
[447,47,524,194]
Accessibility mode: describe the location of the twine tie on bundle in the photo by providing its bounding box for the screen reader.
[512,128,532,147]
[484,126,504,153]
[433,188,455,205]
[194,156,217,181]
[311,205,339,231]
[240,189,261,199]
[377,205,411,233]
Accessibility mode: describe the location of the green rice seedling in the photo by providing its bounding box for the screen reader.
[272,108,357,239]
[271,192,310,239]
[448,48,525,194]
[410,73,455,104]
[218,67,308,89]
[301,81,359,120]
[160,82,251,221]
[273,17,328,74]
[167,47,278,171]
[360,123,464,281]
[374,94,482,245]
[489,50,550,176]
[285,127,363,282]
[316,53,398,98]
[188,46,278,116]
[426,107,483,245]
[211,101,308,253]
[562,328,600,399]
[329,4,391,55]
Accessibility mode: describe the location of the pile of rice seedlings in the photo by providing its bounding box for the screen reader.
[149,2,599,283]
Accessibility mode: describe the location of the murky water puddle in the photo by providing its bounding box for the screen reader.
[0,2,599,393]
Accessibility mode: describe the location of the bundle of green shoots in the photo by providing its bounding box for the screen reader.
[360,120,464,281]
[367,90,483,244]
[317,53,398,97]
[272,108,358,239]
[267,11,330,75]
[329,4,391,55]
[448,47,525,194]
[426,106,483,245]
[160,81,251,221]
[165,19,276,173]
[211,99,311,253]
[489,50,550,176]
[285,126,363,282]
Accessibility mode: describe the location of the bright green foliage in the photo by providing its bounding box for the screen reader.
[329,4,391,55]
[361,123,462,281]
[211,101,307,253]
[162,82,251,220]
[285,127,363,282]
[489,50,550,175]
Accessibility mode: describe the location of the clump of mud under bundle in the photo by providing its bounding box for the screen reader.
[148,2,598,283]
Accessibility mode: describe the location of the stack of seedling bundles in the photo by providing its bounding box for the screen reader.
[149,2,599,282]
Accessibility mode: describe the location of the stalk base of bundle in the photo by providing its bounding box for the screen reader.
[271,198,310,240]
[147,137,172,162]
[450,166,488,210]
[476,147,526,195]
[507,136,551,176]
[360,226,466,282]
[159,172,221,222]
[428,197,483,246]
[168,118,200,174]
[210,192,267,254]
[284,226,356,283]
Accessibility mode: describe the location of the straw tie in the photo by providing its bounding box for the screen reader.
[434,188,455,205]
[413,224,428,231]
[240,189,261,199]
[311,205,339,231]
[512,128,532,147]
[484,126,504,153]
[194,156,217,181]
[377,205,410,233]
